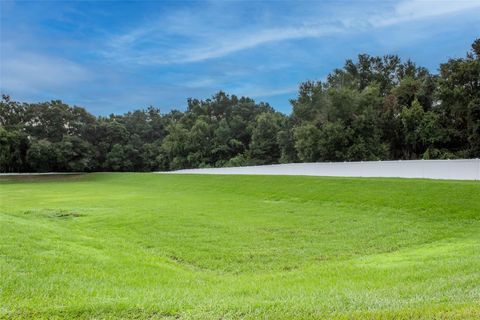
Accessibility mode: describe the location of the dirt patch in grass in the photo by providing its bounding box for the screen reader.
[0,173,86,184]
[22,209,86,219]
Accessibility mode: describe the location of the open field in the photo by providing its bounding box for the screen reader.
[1,173,479,319]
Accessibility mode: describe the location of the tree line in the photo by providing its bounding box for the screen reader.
[1,39,479,173]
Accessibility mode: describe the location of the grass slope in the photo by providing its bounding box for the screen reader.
[0,173,479,319]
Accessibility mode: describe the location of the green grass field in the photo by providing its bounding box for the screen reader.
[1,173,479,319]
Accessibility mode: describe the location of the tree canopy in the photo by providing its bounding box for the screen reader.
[1,39,479,172]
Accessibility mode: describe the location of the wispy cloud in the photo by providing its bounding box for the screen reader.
[0,48,90,94]
[372,0,480,27]
[103,0,480,66]
[104,22,342,65]
[231,84,298,99]
[2,0,479,114]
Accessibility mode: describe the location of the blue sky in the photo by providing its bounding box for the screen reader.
[1,0,479,115]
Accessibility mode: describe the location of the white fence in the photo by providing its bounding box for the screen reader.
[167,159,480,180]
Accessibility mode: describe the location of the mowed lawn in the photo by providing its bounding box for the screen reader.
[0,173,479,319]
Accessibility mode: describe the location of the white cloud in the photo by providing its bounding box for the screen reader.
[104,23,343,66]
[372,0,480,27]
[231,85,298,99]
[103,0,480,66]
[184,77,219,88]
[0,49,90,94]
[176,25,341,64]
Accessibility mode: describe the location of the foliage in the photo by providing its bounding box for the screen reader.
[0,39,479,172]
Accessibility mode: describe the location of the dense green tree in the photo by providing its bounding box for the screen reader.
[0,127,29,172]
[161,123,191,170]
[317,122,353,161]
[187,119,214,167]
[249,113,281,164]
[26,139,58,172]
[1,39,478,172]
[105,144,131,171]
[56,135,95,171]
[293,124,321,162]
[436,39,480,157]
[0,95,27,130]
[277,121,297,164]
